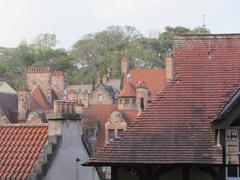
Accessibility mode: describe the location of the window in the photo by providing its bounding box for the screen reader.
[132,98,136,105]
[117,129,124,137]
[226,129,240,179]
[108,129,115,142]
[125,99,130,105]
[119,99,122,104]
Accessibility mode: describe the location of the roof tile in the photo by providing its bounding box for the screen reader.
[88,34,240,165]
[0,124,48,178]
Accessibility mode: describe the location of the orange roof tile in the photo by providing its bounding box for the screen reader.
[87,34,240,165]
[121,68,166,98]
[118,82,136,97]
[0,124,48,179]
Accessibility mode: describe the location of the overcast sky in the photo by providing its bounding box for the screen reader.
[0,0,239,50]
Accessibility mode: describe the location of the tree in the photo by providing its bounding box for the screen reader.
[32,33,57,50]
[158,26,210,55]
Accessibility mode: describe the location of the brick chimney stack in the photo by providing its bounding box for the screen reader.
[18,85,31,122]
[166,53,174,82]
[27,67,52,103]
[52,71,64,100]
[121,57,128,75]
[67,89,78,101]
[136,81,148,116]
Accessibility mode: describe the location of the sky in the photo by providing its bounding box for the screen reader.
[0,0,239,50]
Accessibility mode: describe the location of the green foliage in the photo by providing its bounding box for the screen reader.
[158,26,210,52]
[0,33,73,89]
[0,26,210,89]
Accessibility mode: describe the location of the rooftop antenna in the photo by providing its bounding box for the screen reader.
[202,14,206,28]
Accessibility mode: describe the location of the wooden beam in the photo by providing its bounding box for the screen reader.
[182,166,189,180]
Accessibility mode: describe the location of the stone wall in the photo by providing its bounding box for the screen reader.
[18,85,31,121]
[27,67,52,103]
[89,85,113,105]
[136,82,148,116]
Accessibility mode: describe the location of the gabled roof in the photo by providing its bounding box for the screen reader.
[31,85,50,112]
[0,82,16,94]
[118,82,136,97]
[121,68,166,98]
[0,124,48,179]
[84,104,137,152]
[85,34,240,166]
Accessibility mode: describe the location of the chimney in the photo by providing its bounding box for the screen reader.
[136,81,148,116]
[45,100,99,180]
[48,100,81,136]
[121,57,128,74]
[18,85,31,122]
[166,53,174,82]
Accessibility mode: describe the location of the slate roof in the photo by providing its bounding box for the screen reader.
[0,124,48,179]
[105,79,121,92]
[120,68,166,99]
[86,34,240,165]
[0,82,16,94]
[84,104,137,152]
[0,92,18,123]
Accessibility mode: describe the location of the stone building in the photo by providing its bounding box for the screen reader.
[18,67,65,123]
[85,34,240,180]
[67,80,119,107]
[88,83,116,105]
[118,57,166,115]
[82,56,167,157]
[83,104,137,154]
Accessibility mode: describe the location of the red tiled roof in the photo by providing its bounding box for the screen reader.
[118,82,136,97]
[84,104,137,152]
[120,68,166,98]
[0,124,48,179]
[87,34,240,165]
[31,85,50,112]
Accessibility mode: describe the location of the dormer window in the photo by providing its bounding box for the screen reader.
[119,99,122,104]
[132,98,136,107]
[117,129,124,137]
[125,99,130,105]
